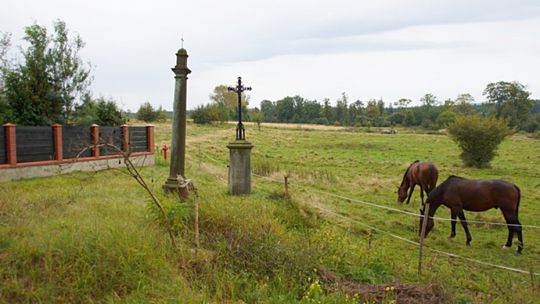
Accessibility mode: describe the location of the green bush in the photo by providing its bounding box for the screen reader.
[136,102,167,122]
[447,115,511,167]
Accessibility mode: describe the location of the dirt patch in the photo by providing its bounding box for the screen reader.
[320,270,449,304]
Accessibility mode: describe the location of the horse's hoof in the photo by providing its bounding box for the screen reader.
[449,234,456,238]
[516,246,524,255]
[502,245,511,250]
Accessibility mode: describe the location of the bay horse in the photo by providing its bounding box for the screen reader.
[419,175,523,254]
[397,160,439,205]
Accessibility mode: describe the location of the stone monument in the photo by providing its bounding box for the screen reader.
[164,47,191,192]
[227,77,254,195]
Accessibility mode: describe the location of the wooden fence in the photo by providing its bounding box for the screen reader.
[0,123,154,170]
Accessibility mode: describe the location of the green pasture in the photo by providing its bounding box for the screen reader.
[1,121,539,303]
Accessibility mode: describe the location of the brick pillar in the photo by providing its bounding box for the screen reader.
[3,123,16,166]
[52,124,63,161]
[121,124,129,152]
[146,125,155,153]
[90,124,100,157]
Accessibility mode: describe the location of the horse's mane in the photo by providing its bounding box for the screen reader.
[400,160,420,186]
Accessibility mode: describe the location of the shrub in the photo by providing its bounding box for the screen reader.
[447,115,511,167]
[190,104,220,124]
[136,102,167,122]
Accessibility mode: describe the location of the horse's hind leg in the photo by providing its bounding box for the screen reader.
[458,210,472,245]
[420,186,425,205]
[450,209,458,238]
[514,219,524,254]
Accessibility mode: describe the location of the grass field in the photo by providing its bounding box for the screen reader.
[1,121,539,303]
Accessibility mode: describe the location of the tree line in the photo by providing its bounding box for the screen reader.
[194,84,540,133]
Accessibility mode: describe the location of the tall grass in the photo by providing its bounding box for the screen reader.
[1,122,539,303]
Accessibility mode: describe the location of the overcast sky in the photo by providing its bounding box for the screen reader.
[2,0,540,111]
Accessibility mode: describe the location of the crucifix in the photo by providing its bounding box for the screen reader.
[228,76,252,140]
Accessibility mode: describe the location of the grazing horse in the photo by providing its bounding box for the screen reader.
[419,176,523,254]
[397,160,439,205]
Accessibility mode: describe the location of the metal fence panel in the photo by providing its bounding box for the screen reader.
[129,127,148,152]
[63,126,92,159]
[0,127,5,164]
[99,127,122,155]
[16,126,54,162]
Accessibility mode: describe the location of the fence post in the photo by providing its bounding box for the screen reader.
[52,124,63,161]
[3,123,16,166]
[284,175,290,198]
[418,202,431,276]
[121,124,129,152]
[90,124,100,157]
[146,125,155,154]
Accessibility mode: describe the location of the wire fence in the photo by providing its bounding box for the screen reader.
[192,150,540,277]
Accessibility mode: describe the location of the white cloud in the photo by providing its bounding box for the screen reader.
[2,0,539,110]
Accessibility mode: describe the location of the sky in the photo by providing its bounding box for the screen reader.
[2,0,540,111]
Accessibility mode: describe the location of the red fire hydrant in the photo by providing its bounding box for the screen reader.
[162,144,169,160]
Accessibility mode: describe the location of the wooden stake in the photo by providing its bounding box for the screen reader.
[284,175,289,198]
[194,188,200,250]
[418,202,430,276]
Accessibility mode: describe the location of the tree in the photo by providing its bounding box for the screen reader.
[447,115,511,167]
[250,108,264,130]
[136,102,166,122]
[260,100,276,122]
[454,93,476,115]
[73,94,124,126]
[335,92,349,126]
[436,110,456,128]
[322,98,334,124]
[0,32,13,124]
[210,84,249,120]
[394,98,412,109]
[348,100,364,126]
[483,81,533,129]
[275,96,295,122]
[191,104,220,124]
[2,20,92,125]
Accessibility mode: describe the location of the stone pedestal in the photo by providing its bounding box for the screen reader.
[227,140,254,195]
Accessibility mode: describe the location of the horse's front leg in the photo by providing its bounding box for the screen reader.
[450,209,458,238]
[458,210,472,245]
[406,184,416,204]
[420,186,425,205]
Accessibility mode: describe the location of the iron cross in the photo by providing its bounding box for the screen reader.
[228,77,252,140]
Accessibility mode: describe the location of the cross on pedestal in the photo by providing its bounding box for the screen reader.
[228,77,251,140]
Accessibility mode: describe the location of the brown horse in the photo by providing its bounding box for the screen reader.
[419,175,523,254]
[397,160,439,205]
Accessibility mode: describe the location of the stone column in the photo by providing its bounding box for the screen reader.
[164,48,191,192]
[227,140,254,195]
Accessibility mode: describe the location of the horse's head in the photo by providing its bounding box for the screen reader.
[418,207,434,237]
[397,185,408,203]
